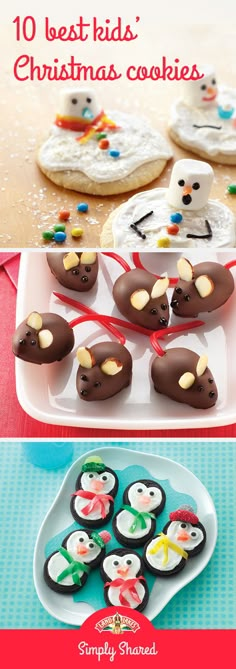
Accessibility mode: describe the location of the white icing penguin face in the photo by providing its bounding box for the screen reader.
[166,521,204,551]
[182,66,218,108]
[103,553,141,580]
[66,531,101,563]
[80,470,116,494]
[57,88,102,121]
[166,159,214,211]
[128,482,162,512]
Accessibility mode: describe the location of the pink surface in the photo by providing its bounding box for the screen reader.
[1,253,236,438]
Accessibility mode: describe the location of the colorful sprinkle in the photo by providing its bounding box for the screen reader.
[99,139,110,150]
[167,224,179,236]
[227,184,236,194]
[58,210,70,221]
[218,105,234,119]
[77,202,88,213]
[42,231,54,241]
[71,227,84,238]
[96,132,107,140]
[109,149,120,158]
[54,231,67,243]
[54,223,66,232]
[157,237,171,248]
[170,212,183,223]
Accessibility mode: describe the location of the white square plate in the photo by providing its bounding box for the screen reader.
[33,447,217,626]
[15,250,236,429]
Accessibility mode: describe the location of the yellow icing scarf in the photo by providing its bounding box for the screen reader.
[148,532,188,566]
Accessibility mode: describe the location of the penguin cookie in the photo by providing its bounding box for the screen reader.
[143,506,206,577]
[37,87,172,196]
[101,158,235,248]
[70,456,119,528]
[47,251,98,292]
[44,528,111,594]
[168,65,236,165]
[113,479,166,547]
[100,548,149,611]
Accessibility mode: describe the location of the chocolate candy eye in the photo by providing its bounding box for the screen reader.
[192,182,200,190]
[71,98,78,104]
[26,331,31,336]
[201,84,207,90]
[184,294,190,301]
[113,560,119,567]
[31,340,36,345]
[80,375,88,381]
[161,303,167,310]
[19,339,26,345]
[180,523,187,529]
[191,531,197,538]
[72,269,80,275]
[88,542,95,549]
[159,317,168,326]
[85,266,91,272]
[81,276,88,283]
[176,287,182,295]
[209,391,215,398]
[198,385,204,392]
[150,308,157,315]
[86,97,92,103]
[178,179,185,186]
[126,559,132,566]
[208,378,213,384]
[80,389,88,397]
[94,381,101,388]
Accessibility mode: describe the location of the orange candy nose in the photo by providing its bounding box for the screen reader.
[177,530,190,542]
[207,87,215,95]
[91,479,104,492]
[77,545,89,555]
[182,186,192,196]
[117,566,129,577]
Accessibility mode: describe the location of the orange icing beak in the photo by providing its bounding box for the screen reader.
[117,566,129,577]
[139,495,151,505]
[177,530,190,542]
[77,544,89,555]
[91,479,104,492]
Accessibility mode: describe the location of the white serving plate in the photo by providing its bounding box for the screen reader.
[15,250,236,429]
[33,447,217,626]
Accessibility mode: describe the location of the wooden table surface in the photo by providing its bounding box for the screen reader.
[1,21,236,249]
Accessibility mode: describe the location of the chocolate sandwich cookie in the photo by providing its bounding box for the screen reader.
[100,548,149,611]
[47,251,98,292]
[112,479,166,547]
[70,456,119,528]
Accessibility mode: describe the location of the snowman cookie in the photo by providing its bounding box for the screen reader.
[101,158,235,248]
[70,456,118,528]
[143,506,206,577]
[100,548,149,611]
[169,65,236,164]
[112,479,166,547]
[47,251,98,292]
[44,528,111,594]
[37,87,172,195]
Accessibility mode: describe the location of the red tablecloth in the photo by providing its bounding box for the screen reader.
[1,253,236,438]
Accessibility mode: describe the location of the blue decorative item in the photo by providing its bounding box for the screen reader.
[77,202,88,213]
[54,231,67,243]
[218,105,234,120]
[170,212,183,223]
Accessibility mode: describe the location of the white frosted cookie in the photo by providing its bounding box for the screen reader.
[168,65,236,164]
[37,88,172,195]
[101,158,235,248]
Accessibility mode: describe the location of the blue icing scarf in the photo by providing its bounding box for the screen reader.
[45,464,197,608]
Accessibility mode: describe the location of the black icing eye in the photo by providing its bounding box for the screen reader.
[137,488,143,494]
[31,340,36,345]
[208,378,213,384]
[212,79,216,85]
[88,473,94,479]
[94,381,101,388]
[176,287,182,295]
[198,385,204,392]
[161,303,167,310]
[81,276,89,283]
[150,308,157,315]
[126,559,132,566]
[78,537,84,542]
[191,531,197,538]
[85,266,91,272]
[178,179,185,186]
[71,98,78,104]
[184,294,191,301]
[86,97,92,103]
[101,475,108,481]
[80,375,88,382]
[26,331,31,336]
[72,269,80,275]
[19,339,26,345]
[113,560,119,567]
[192,182,200,190]
[180,523,187,529]
[88,542,95,549]
[209,391,215,398]
[201,84,207,90]
[149,491,155,497]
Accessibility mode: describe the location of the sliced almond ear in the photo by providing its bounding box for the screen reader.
[195,275,214,298]
[151,276,169,299]
[26,312,43,331]
[80,252,97,265]
[77,347,96,368]
[196,354,208,376]
[100,358,123,376]
[178,372,195,389]
[63,252,80,271]
[38,329,53,349]
[177,258,194,282]
[130,289,150,311]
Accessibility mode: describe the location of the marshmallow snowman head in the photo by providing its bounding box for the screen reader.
[166,159,214,211]
[57,88,102,122]
[182,65,218,108]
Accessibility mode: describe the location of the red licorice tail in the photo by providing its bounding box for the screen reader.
[132,252,178,286]
[102,252,131,272]
[150,320,205,357]
[69,314,126,345]
[224,259,236,270]
[53,291,163,338]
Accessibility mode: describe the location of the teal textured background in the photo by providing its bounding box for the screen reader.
[0,440,235,629]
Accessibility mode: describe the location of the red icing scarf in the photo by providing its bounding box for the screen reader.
[72,489,114,519]
[104,576,145,607]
